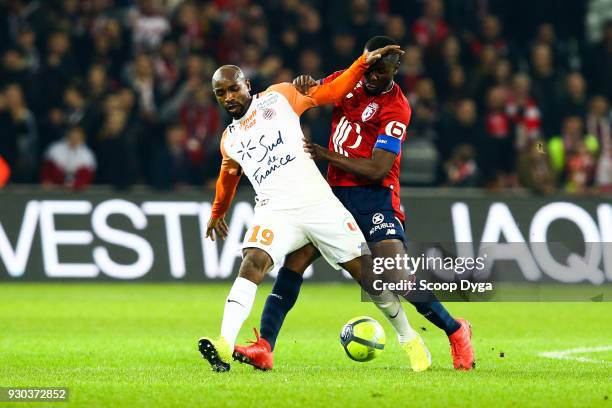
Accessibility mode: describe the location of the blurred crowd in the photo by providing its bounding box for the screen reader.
[0,0,611,194]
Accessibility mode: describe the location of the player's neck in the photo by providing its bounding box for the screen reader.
[364,80,395,96]
[232,97,253,121]
[382,80,395,94]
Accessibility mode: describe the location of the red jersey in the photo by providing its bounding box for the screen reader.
[321,70,411,220]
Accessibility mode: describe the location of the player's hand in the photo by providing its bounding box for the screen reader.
[293,75,317,94]
[364,45,404,65]
[303,138,328,161]
[206,217,229,241]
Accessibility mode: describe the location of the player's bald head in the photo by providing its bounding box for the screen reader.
[211,64,252,118]
[212,65,247,87]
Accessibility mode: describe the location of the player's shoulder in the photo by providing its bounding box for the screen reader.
[379,84,410,119]
[389,83,410,110]
[219,127,235,157]
[259,82,301,107]
[263,82,295,97]
[221,125,236,142]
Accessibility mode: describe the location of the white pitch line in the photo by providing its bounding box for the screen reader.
[539,346,612,364]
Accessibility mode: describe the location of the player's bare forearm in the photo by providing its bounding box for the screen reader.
[303,139,394,182]
[324,152,387,182]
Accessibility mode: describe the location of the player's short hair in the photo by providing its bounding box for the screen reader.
[364,36,400,64]
[364,36,399,52]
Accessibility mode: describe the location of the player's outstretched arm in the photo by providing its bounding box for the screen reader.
[303,138,395,183]
[308,45,403,106]
[267,46,402,116]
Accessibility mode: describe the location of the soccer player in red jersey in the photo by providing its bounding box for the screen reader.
[234,36,474,371]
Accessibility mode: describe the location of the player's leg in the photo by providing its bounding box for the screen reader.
[260,243,321,350]
[339,256,431,372]
[233,244,320,370]
[368,236,475,370]
[340,255,418,345]
[199,248,272,372]
[234,201,425,371]
[221,248,272,344]
[307,198,430,371]
[199,211,301,372]
[371,238,461,335]
[249,244,421,354]
[336,185,473,369]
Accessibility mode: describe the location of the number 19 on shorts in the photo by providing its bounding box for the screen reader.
[247,225,275,245]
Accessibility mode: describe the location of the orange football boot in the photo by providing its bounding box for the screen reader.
[233,328,274,371]
[448,318,475,370]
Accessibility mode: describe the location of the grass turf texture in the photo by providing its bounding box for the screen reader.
[1,284,611,407]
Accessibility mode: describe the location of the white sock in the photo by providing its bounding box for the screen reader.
[370,291,418,345]
[220,277,258,349]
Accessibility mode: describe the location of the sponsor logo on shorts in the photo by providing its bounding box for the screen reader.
[372,213,384,225]
[386,229,397,236]
[343,216,359,233]
[369,222,395,236]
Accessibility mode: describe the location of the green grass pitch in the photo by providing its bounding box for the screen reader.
[1,283,611,407]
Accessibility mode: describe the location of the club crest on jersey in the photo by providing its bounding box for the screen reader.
[263,108,276,120]
[361,102,379,122]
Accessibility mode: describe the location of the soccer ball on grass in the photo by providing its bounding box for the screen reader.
[340,316,385,362]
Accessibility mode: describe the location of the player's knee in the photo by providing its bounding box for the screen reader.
[239,250,272,283]
[284,244,320,274]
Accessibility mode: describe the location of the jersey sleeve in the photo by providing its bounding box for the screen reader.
[265,83,315,116]
[267,54,369,116]
[211,130,241,218]
[320,70,346,85]
[219,130,240,176]
[373,104,411,156]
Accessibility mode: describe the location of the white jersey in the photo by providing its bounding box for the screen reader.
[213,56,371,268]
[220,83,336,210]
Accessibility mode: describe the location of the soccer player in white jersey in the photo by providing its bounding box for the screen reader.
[198,45,423,372]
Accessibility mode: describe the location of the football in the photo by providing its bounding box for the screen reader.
[340,316,386,362]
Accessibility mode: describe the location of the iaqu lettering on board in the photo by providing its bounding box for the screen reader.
[253,130,295,185]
